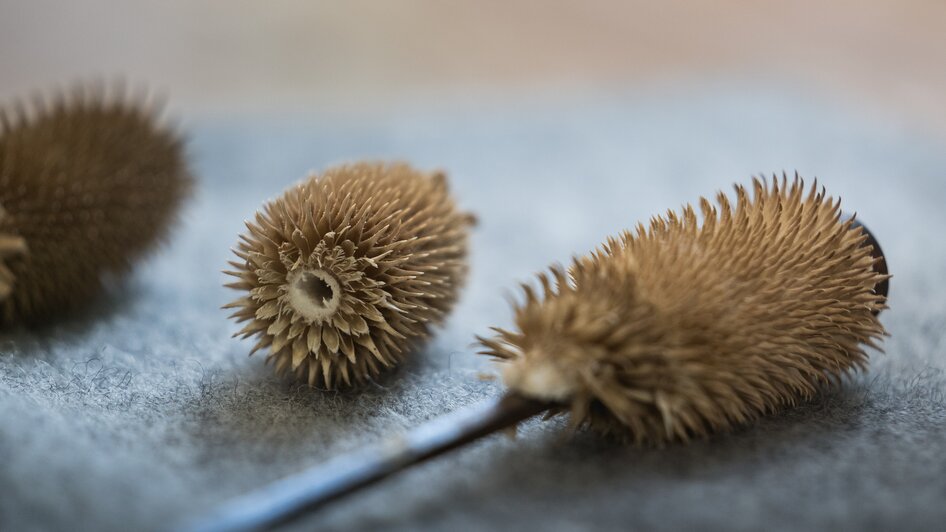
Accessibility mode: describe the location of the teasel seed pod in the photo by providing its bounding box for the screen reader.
[190,174,888,532]
[481,175,888,444]
[224,162,472,389]
[0,84,193,325]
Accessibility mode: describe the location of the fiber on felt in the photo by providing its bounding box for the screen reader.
[1,89,945,531]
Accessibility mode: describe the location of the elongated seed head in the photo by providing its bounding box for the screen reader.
[480,176,888,445]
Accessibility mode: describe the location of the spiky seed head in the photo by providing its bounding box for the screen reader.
[480,175,888,445]
[224,162,472,389]
[0,85,193,325]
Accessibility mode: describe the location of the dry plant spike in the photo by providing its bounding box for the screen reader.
[480,174,889,445]
[224,162,471,389]
[0,84,192,325]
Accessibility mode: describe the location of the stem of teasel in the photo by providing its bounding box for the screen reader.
[183,394,551,532]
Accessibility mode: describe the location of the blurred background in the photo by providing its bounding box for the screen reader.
[3,2,946,531]
[2,0,945,132]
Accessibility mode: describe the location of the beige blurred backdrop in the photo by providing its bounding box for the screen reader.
[1,0,944,130]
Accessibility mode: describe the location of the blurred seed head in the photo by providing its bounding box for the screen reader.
[0,83,193,325]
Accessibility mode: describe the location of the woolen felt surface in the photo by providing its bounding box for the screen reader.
[1,88,944,531]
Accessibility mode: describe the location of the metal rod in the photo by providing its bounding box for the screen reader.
[182,393,550,532]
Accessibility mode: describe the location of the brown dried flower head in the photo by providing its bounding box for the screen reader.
[480,175,888,445]
[224,162,471,389]
[0,85,193,325]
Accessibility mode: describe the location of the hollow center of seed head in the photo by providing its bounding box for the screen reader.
[287,268,341,322]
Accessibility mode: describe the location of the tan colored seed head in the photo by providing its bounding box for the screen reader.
[0,86,193,325]
[224,162,472,389]
[480,175,888,445]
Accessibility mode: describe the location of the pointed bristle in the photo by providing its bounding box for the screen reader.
[0,84,193,325]
[480,175,888,445]
[225,162,471,390]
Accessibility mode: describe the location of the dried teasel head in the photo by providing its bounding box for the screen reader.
[480,175,888,445]
[0,84,193,325]
[224,162,472,389]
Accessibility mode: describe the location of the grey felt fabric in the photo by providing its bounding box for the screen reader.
[1,88,945,532]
